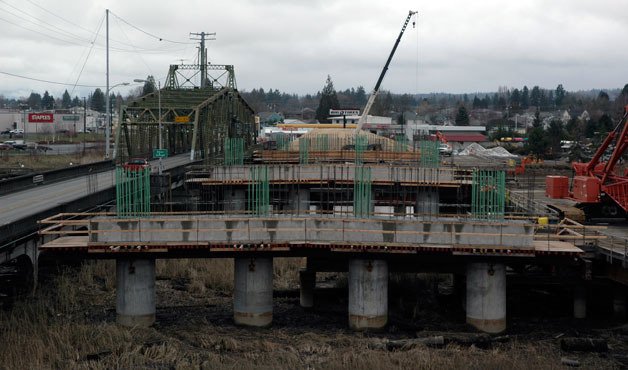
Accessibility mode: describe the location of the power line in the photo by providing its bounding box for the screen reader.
[0,0,94,45]
[0,70,106,88]
[69,14,106,95]
[21,0,180,51]
[109,11,195,45]
[0,1,190,53]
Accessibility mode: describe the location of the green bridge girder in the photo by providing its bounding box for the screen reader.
[115,69,256,164]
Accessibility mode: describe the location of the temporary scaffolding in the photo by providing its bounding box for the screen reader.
[248,166,270,215]
[115,167,151,217]
[394,134,409,153]
[355,133,369,165]
[299,139,309,164]
[471,169,505,220]
[224,137,244,165]
[353,166,372,218]
[419,140,440,168]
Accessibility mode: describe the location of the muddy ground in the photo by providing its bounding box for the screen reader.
[1,259,627,369]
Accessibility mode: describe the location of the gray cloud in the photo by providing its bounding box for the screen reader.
[1,0,627,100]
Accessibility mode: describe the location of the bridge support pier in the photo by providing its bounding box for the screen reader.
[116,258,156,327]
[289,189,310,215]
[348,259,388,330]
[415,187,439,216]
[394,205,406,217]
[234,258,273,327]
[466,262,506,333]
[613,286,626,321]
[224,189,246,212]
[299,268,315,308]
[574,285,587,319]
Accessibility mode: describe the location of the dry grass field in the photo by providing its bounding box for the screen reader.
[0,258,624,369]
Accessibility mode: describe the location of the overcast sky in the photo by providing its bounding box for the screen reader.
[0,0,627,100]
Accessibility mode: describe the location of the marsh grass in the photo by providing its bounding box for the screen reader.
[0,260,618,369]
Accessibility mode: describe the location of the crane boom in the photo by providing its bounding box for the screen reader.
[356,10,417,132]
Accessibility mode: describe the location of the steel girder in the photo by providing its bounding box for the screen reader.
[115,87,255,163]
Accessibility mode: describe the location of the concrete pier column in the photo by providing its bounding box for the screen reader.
[234,258,273,327]
[466,262,506,333]
[393,205,406,217]
[224,188,246,212]
[348,259,388,330]
[116,258,156,327]
[613,286,626,321]
[289,188,310,215]
[415,187,439,216]
[573,285,587,319]
[299,268,315,308]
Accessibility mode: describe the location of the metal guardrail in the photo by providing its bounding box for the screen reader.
[0,160,114,196]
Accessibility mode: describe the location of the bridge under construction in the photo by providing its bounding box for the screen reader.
[39,110,605,334]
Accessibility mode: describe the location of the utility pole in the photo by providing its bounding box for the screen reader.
[105,8,110,158]
[189,32,216,88]
[83,97,87,155]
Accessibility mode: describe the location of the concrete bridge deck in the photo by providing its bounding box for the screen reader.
[186,164,469,187]
[39,213,580,258]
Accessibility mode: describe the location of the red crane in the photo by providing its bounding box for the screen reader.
[568,105,628,217]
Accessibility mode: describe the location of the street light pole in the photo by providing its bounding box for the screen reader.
[104,82,129,159]
[134,79,163,174]
[158,80,162,174]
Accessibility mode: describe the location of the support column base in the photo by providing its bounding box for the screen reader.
[466,317,506,334]
[234,312,273,327]
[117,313,156,328]
[349,314,388,331]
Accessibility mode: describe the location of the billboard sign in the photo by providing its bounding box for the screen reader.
[329,109,360,116]
[28,113,54,123]
[62,115,80,121]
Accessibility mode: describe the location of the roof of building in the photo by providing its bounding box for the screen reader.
[442,133,488,142]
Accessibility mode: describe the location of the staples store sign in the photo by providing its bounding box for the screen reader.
[28,113,54,123]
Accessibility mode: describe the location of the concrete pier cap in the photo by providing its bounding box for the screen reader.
[348,259,388,330]
[466,261,506,333]
[116,258,156,327]
[234,258,273,327]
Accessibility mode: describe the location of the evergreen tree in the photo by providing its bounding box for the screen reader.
[27,92,42,109]
[547,120,564,158]
[555,84,566,108]
[72,96,81,107]
[41,91,54,110]
[355,86,367,106]
[530,86,541,107]
[455,106,470,126]
[510,88,521,110]
[62,90,71,108]
[521,86,530,109]
[90,88,106,112]
[527,126,548,158]
[315,75,340,123]
[142,75,156,96]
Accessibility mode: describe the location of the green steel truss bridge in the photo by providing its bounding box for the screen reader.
[115,64,256,163]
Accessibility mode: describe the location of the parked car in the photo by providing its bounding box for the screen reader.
[9,129,24,134]
[123,158,150,171]
[438,143,453,156]
[0,143,12,150]
[0,130,10,135]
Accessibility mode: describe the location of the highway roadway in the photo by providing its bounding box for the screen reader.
[0,154,194,227]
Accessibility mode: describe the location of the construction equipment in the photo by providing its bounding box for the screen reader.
[356,10,418,132]
[547,106,628,220]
